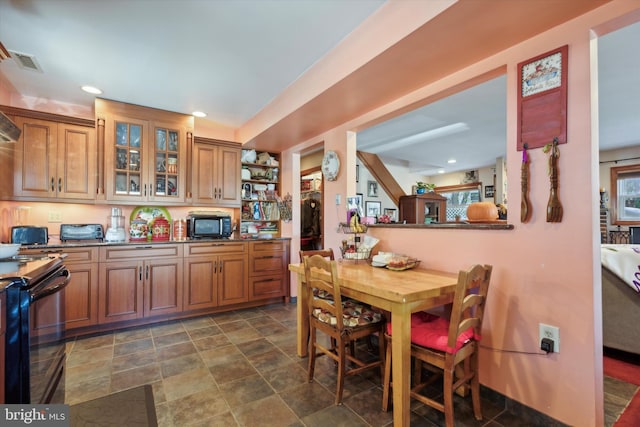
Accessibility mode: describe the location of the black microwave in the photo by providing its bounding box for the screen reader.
[187,213,232,239]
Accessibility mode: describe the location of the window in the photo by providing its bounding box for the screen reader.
[611,164,640,224]
[435,182,482,221]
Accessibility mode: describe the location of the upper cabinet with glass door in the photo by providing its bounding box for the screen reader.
[96,99,193,204]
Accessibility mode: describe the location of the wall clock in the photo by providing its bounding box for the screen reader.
[321,150,340,181]
[517,45,568,151]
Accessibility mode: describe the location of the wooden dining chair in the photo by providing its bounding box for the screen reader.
[299,248,334,262]
[303,254,386,405]
[381,264,492,427]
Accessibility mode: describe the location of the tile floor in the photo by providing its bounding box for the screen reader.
[64,303,624,426]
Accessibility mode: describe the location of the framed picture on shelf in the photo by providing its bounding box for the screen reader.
[484,185,495,198]
[347,194,364,217]
[367,181,378,197]
[366,201,381,218]
[383,208,397,222]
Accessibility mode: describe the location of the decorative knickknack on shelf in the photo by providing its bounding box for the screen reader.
[416,182,435,194]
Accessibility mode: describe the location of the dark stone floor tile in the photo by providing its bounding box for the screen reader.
[112,348,156,372]
[110,363,161,393]
[247,347,294,372]
[153,331,191,348]
[225,326,263,344]
[167,388,230,425]
[232,394,300,426]
[301,403,370,427]
[279,382,335,418]
[180,316,214,331]
[218,374,275,408]
[193,334,232,352]
[113,337,154,357]
[150,321,185,337]
[160,352,205,378]
[211,312,243,324]
[72,333,114,351]
[187,324,223,340]
[343,386,394,427]
[155,341,197,362]
[114,326,151,344]
[237,337,277,357]
[261,361,308,393]
[209,358,258,384]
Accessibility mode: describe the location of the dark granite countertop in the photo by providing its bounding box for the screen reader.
[19,237,291,250]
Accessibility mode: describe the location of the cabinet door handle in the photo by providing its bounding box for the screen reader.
[58,177,62,192]
[210,243,224,247]
[213,260,217,274]
[139,266,143,281]
[259,255,278,259]
[51,177,55,192]
[146,265,149,280]
[144,184,147,197]
[219,261,222,274]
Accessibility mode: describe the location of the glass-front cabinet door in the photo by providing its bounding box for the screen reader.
[105,118,186,203]
[149,123,185,203]
[153,127,178,198]
[114,121,143,197]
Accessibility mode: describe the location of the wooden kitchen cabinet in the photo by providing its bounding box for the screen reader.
[97,99,193,204]
[184,242,248,309]
[12,115,96,201]
[398,193,447,224]
[192,137,241,207]
[248,240,290,301]
[99,245,183,324]
[20,247,99,330]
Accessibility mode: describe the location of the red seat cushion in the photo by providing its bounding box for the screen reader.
[386,311,474,354]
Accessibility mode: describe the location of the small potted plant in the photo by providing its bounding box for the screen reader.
[416,182,435,194]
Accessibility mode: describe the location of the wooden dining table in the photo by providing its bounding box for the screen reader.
[289,261,459,427]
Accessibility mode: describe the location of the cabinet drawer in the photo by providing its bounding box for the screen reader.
[20,247,98,264]
[100,244,183,261]
[249,252,286,276]
[186,241,246,256]
[249,240,288,253]
[249,275,286,300]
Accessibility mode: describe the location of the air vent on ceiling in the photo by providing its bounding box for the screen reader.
[8,50,43,72]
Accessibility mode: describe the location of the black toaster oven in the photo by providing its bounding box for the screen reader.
[11,226,49,245]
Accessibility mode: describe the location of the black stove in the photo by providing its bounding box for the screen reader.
[2,253,69,404]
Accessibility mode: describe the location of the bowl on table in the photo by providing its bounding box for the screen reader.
[0,243,21,259]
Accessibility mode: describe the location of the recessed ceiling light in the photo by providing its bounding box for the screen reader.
[447,159,457,164]
[192,111,207,118]
[438,169,445,174]
[81,85,102,95]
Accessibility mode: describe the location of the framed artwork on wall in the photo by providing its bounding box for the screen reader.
[367,181,378,197]
[366,201,381,217]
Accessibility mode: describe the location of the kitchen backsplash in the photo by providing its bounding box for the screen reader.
[0,201,236,243]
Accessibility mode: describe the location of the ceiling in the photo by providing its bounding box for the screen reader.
[1,0,637,177]
[357,21,640,176]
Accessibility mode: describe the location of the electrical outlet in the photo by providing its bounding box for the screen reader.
[48,211,63,223]
[335,194,341,205]
[539,323,560,353]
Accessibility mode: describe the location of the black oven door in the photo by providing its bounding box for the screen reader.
[4,266,70,404]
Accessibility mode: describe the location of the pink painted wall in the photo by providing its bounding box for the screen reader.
[280,2,640,425]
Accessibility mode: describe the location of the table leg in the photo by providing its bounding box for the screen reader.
[391,304,411,427]
[296,272,310,357]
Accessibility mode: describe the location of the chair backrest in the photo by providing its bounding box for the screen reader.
[447,264,493,352]
[302,254,344,329]
[299,248,335,263]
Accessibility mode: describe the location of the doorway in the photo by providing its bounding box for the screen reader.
[300,167,323,250]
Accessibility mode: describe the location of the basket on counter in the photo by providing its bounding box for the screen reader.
[340,224,368,234]
[340,247,372,260]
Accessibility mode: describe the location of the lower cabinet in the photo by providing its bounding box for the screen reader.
[99,245,183,324]
[184,242,248,309]
[249,240,290,301]
[20,247,99,331]
[21,239,289,335]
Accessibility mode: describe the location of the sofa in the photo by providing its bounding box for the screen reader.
[602,264,640,355]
